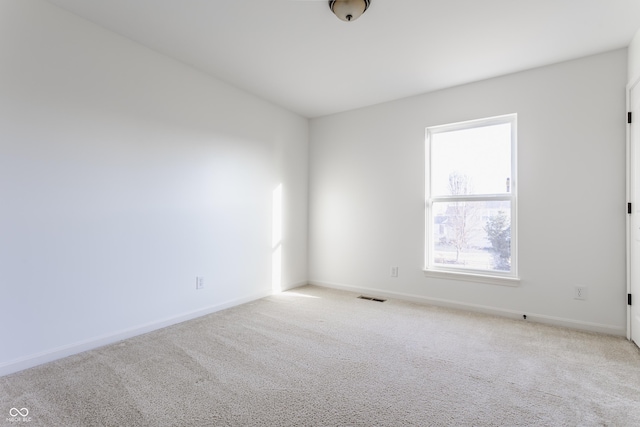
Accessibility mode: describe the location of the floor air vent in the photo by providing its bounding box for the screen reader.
[357,295,387,303]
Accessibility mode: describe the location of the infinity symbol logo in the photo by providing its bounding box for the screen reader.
[9,408,29,417]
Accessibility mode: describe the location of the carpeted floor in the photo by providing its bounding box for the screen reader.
[1,285,640,426]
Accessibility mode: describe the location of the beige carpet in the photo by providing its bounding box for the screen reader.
[1,285,640,426]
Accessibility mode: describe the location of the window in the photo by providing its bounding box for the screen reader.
[425,114,518,283]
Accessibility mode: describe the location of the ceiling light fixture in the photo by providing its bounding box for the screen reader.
[328,0,370,22]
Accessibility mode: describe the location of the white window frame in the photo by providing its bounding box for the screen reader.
[424,114,519,286]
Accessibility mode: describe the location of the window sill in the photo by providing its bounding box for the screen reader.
[423,269,520,287]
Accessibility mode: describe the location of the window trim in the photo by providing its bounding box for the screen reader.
[424,114,519,283]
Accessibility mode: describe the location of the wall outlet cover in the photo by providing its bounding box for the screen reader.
[574,286,587,300]
[390,266,399,277]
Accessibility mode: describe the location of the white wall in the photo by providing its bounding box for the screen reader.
[629,28,640,85]
[309,49,628,335]
[0,0,308,374]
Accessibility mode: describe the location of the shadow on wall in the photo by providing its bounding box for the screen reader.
[272,183,283,294]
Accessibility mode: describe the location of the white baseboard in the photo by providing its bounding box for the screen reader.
[3,281,626,377]
[310,280,627,337]
[0,290,272,377]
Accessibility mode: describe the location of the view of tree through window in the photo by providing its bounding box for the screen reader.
[426,115,516,276]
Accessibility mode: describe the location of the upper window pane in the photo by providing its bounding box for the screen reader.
[430,123,512,196]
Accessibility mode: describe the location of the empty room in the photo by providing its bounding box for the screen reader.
[2,0,640,425]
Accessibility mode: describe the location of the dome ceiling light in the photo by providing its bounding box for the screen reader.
[328,0,371,22]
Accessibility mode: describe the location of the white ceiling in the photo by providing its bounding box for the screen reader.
[45,0,640,118]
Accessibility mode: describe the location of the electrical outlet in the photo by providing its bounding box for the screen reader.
[574,286,587,300]
[390,266,399,277]
[196,276,204,290]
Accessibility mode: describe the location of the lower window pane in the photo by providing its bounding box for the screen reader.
[431,200,511,272]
